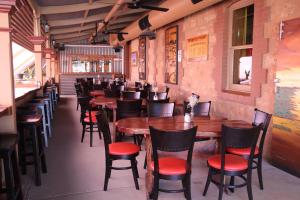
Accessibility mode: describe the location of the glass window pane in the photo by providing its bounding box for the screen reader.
[232,4,254,46]
[232,48,252,85]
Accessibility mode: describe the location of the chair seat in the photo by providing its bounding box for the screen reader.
[85,111,98,117]
[227,147,259,156]
[90,90,104,97]
[109,142,140,155]
[208,154,248,171]
[17,114,42,124]
[83,116,97,123]
[151,157,187,175]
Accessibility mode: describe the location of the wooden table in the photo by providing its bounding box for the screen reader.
[89,90,104,97]
[116,116,252,199]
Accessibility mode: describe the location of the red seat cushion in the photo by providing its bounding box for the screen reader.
[83,116,97,123]
[109,142,140,155]
[151,157,187,175]
[227,147,259,156]
[85,111,98,117]
[208,154,248,171]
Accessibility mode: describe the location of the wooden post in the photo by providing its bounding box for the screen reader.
[45,48,52,79]
[0,1,17,133]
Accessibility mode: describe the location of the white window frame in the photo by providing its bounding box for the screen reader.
[226,0,254,93]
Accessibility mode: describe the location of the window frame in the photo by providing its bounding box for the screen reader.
[226,0,254,93]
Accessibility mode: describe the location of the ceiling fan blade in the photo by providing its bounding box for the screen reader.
[140,4,169,12]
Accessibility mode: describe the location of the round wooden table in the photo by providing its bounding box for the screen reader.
[116,116,252,199]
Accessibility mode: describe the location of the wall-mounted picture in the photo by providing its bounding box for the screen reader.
[187,34,209,61]
[165,26,178,84]
[138,37,146,80]
[131,51,137,66]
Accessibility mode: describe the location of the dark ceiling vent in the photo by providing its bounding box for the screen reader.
[191,0,203,4]
[138,15,151,31]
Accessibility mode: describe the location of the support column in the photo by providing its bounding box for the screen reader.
[44,48,52,79]
[28,36,45,84]
[0,2,17,133]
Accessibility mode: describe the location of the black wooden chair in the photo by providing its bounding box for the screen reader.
[104,89,121,98]
[184,101,212,142]
[149,126,197,200]
[78,97,101,147]
[96,109,140,191]
[227,108,272,190]
[122,91,141,100]
[135,81,142,88]
[74,83,82,110]
[116,99,142,143]
[203,124,261,200]
[148,102,175,117]
[148,92,168,101]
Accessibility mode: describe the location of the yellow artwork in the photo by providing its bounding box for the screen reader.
[187,35,208,60]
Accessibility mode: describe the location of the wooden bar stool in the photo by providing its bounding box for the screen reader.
[0,134,23,200]
[17,111,47,186]
[27,99,51,147]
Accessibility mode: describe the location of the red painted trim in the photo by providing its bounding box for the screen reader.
[0,27,13,32]
[28,36,46,45]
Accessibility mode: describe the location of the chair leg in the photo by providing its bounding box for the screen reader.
[229,176,235,193]
[81,124,86,143]
[218,174,225,200]
[103,160,112,191]
[3,153,15,200]
[18,126,27,175]
[247,171,253,200]
[203,168,212,196]
[90,124,93,147]
[32,126,42,186]
[143,153,147,169]
[152,174,159,200]
[130,159,139,190]
[37,125,47,173]
[257,157,264,190]
[134,159,139,178]
[98,125,102,140]
[12,150,23,200]
[186,175,192,200]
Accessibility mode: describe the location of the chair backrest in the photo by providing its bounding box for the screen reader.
[78,96,93,122]
[148,92,168,101]
[150,126,197,174]
[184,101,211,116]
[100,81,109,89]
[104,89,121,98]
[74,83,82,96]
[122,91,141,100]
[148,102,175,117]
[117,99,142,120]
[135,81,142,88]
[165,86,170,95]
[141,84,152,98]
[220,124,261,171]
[96,109,112,155]
[252,108,272,153]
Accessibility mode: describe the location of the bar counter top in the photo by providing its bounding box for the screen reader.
[15,86,41,100]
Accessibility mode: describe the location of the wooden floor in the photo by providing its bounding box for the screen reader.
[7,96,299,200]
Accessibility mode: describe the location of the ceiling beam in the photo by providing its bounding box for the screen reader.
[110,15,139,24]
[39,1,112,15]
[50,24,96,35]
[56,35,90,43]
[81,0,94,28]
[48,13,106,27]
[53,31,94,40]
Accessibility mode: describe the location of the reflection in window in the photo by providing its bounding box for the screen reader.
[233,48,252,85]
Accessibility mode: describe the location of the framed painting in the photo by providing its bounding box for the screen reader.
[131,51,137,66]
[138,37,146,80]
[165,26,178,84]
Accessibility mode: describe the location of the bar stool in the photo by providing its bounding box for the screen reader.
[17,110,47,186]
[0,134,23,200]
[36,93,54,120]
[27,99,51,147]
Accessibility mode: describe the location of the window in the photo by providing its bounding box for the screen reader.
[227,1,254,92]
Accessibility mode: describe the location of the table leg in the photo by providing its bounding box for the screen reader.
[145,135,153,199]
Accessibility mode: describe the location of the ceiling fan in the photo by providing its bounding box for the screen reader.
[91,23,109,45]
[100,20,128,36]
[127,0,169,12]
